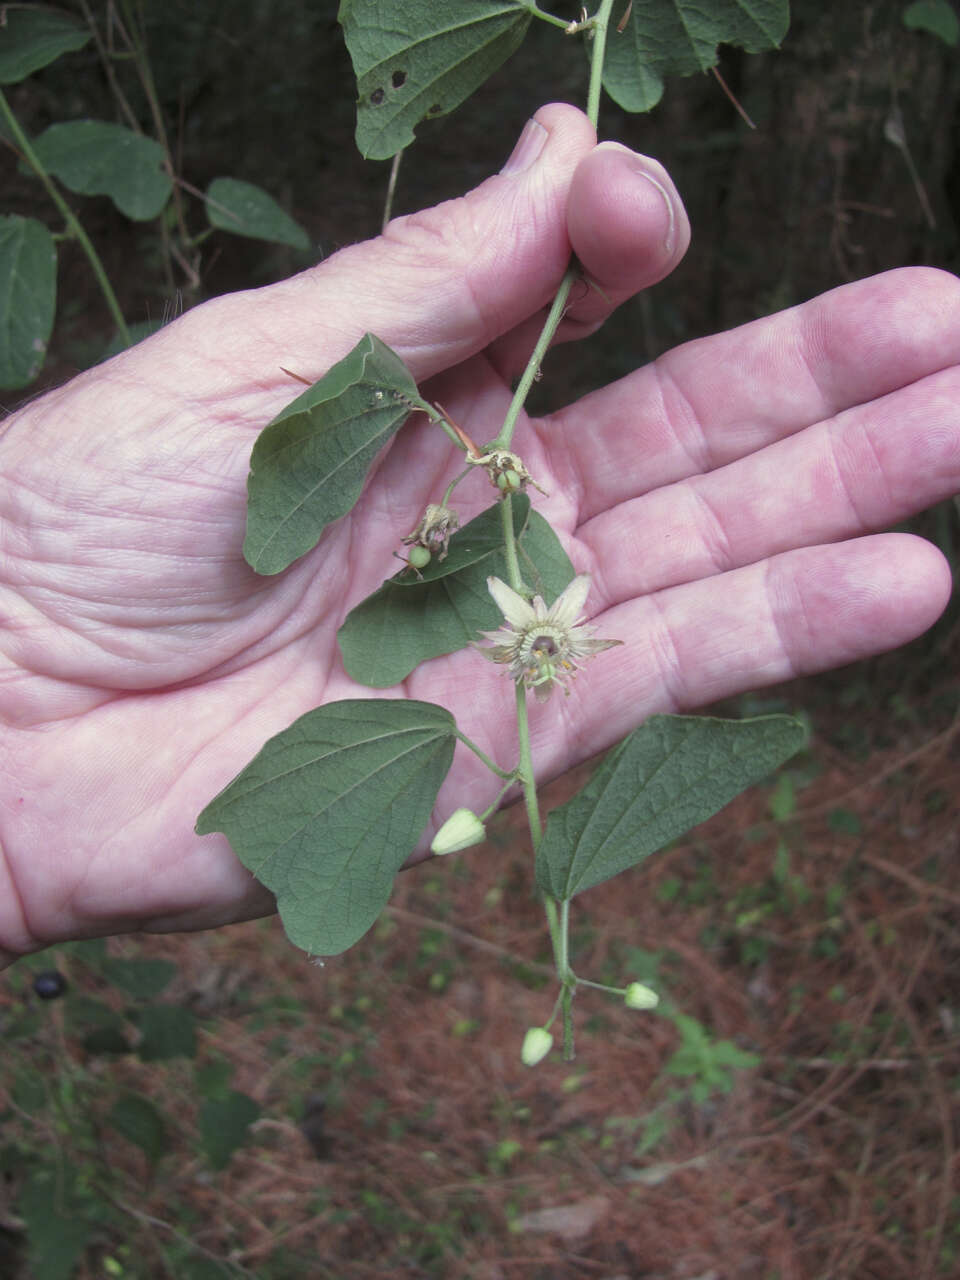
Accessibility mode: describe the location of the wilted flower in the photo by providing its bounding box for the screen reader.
[402,503,459,562]
[477,574,621,702]
[520,1026,554,1066]
[467,447,545,496]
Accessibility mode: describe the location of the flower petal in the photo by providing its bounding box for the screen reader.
[547,574,592,629]
[487,576,536,630]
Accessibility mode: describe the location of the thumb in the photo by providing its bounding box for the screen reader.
[187,104,597,398]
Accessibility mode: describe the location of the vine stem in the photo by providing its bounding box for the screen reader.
[492,0,617,455]
[494,0,619,1055]
[454,729,515,780]
[499,496,566,976]
[0,89,131,347]
[586,0,618,125]
[382,148,404,230]
[492,268,576,451]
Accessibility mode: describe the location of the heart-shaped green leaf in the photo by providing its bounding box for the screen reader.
[339,0,532,159]
[603,0,790,113]
[243,333,419,574]
[25,121,173,220]
[196,700,457,955]
[536,713,806,901]
[338,496,575,687]
[0,215,56,389]
[206,177,310,249]
[0,9,90,85]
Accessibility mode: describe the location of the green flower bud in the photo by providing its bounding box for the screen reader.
[430,807,486,855]
[624,982,659,1011]
[521,1026,553,1067]
[407,544,431,570]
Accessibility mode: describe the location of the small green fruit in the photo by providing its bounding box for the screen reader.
[407,544,431,569]
[521,1026,553,1066]
[624,982,659,1010]
[430,807,486,855]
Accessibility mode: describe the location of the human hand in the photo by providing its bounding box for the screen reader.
[1,104,956,965]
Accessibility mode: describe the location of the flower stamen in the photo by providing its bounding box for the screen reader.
[476,573,621,702]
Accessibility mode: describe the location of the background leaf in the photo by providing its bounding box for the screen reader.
[99,957,176,999]
[133,1004,198,1061]
[18,1167,106,1280]
[195,700,457,955]
[198,1091,261,1170]
[107,1093,168,1166]
[602,0,790,113]
[535,713,806,901]
[338,496,575,687]
[243,333,419,574]
[0,214,56,389]
[0,9,90,85]
[206,176,311,248]
[902,0,959,46]
[339,0,532,159]
[25,121,173,220]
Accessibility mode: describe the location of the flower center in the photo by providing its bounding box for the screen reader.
[518,625,567,669]
[531,635,558,657]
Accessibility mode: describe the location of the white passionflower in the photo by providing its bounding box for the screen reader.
[478,574,621,702]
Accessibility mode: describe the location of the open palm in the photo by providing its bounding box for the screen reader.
[1,105,957,964]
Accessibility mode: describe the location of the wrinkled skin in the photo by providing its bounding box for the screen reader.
[1,105,958,966]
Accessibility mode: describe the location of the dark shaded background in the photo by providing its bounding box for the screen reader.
[4,0,960,406]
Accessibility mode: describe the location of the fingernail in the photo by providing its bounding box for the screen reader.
[597,142,679,256]
[627,158,678,256]
[500,118,548,176]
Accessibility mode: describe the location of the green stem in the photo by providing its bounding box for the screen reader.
[454,730,515,780]
[405,393,472,454]
[513,672,566,980]
[492,269,576,450]
[0,89,131,347]
[561,982,576,1059]
[524,3,583,31]
[499,495,524,593]
[513,682,542,846]
[495,0,619,1057]
[382,148,404,231]
[575,976,623,994]
[479,774,521,822]
[586,0,617,127]
[441,463,474,508]
[492,0,616,454]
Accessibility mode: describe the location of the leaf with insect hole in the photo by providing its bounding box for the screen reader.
[339,0,532,159]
